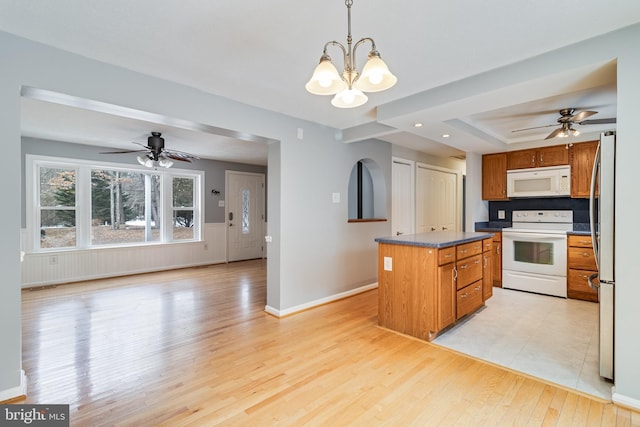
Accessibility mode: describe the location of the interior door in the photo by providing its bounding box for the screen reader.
[392,158,414,236]
[226,171,265,262]
[417,165,457,232]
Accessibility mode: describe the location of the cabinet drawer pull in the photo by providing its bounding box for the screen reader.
[474,259,481,264]
[459,264,468,269]
[444,254,453,258]
[461,293,468,298]
[581,252,590,257]
[460,249,468,254]
[475,286,481,291]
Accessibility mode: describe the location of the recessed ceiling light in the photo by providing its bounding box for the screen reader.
[442,134,450,138]
[413,123,423,128]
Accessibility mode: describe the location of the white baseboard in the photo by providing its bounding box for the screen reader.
[0,370,26,402]
[612,387,640,411]
[265,282,378,317]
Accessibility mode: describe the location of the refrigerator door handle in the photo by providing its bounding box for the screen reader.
[589,142,601,271]
[588,273,600,291]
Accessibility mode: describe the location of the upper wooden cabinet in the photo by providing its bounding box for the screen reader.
[570,140,599,198]
[482,153,508,200]
[507,145,569,170]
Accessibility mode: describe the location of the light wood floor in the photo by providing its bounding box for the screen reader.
[18,259,640,426]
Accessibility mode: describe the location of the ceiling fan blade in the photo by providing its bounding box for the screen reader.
[511,123,557,133]
[578,118,616,125]
[100,149,146,154]
[162,149,199,161]
[544,127,565,140]
[570,110,597,122]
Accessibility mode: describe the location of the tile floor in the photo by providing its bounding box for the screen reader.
[433,287,613,400]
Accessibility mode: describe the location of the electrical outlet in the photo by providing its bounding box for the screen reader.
[498,210,506,220]
[204,243,208,250]
[49,255,58,265]
[383,257,392,271]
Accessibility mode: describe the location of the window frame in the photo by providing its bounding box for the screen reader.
[26,154,204,253]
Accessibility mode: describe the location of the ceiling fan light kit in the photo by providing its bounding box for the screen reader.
[305,0,397,108]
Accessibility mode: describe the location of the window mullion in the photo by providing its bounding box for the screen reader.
[77,166,90,248]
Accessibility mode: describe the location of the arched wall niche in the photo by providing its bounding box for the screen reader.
[348,158,387,222]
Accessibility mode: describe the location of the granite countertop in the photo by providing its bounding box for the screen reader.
[374,231,494,248]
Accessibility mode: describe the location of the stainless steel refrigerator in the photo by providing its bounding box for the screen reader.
[589,131,615,381]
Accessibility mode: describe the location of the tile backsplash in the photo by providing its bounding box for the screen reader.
[488,197,590,223]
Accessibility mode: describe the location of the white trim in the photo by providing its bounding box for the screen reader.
[264,282,378,317]
[0,370,27,402]
[612,388,640,411]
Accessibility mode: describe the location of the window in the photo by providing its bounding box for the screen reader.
[28,155,203,252]
[39,166,77,249]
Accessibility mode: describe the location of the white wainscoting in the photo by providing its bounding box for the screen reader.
[21,223,227,288]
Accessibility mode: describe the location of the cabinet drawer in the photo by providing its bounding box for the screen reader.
[483,238,493,252]
[438,247,456,265]
[567,269,599,302]
[457,280,483,319]
[456,254,483,289]
[568,247,597,270]
[457,241,483,259]
[568,235,593,248]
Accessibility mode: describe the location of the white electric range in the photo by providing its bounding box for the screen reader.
[501,210,573,297]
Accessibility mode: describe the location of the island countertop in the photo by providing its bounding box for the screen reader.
[374,231,494,248]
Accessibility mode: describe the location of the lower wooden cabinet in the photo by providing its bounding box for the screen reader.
[567,235,598,302]
[377,237,492,341]
[492,232,502,287]
[457,280,483,320]
[482,238,493,300]
[437,262,456,330]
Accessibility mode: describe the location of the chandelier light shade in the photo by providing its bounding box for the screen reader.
[305,0,397,108]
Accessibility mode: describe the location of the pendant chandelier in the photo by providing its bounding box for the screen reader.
[305,0,397,108]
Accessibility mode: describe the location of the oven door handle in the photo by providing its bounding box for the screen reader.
[503,232,566,241]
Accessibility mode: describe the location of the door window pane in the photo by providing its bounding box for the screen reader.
[242,189,250,234]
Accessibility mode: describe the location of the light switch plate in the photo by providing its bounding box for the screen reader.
[332,192,340,203]
[498,210,505,219]
[383,257,392,271]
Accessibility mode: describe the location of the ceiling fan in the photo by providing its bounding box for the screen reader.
[512,108,616,140]
[101,132,199,168]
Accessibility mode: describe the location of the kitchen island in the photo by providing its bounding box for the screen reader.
[375,232,494,341]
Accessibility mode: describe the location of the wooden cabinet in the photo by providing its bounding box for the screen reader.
[377,237,492,341]
[567,234,598,302]
[437,259,456,331]
[482,153,508,200]
[455,241,484,320]
[492,232,502,287]
[507,145,569,170]
[570,140,598,198]
[482,238,493,301]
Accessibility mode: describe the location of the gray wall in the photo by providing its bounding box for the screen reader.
[21,137,267,225]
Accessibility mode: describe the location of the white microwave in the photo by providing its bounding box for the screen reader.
[507,165,571,198]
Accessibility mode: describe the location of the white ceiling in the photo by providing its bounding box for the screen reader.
[2,0,639,165]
